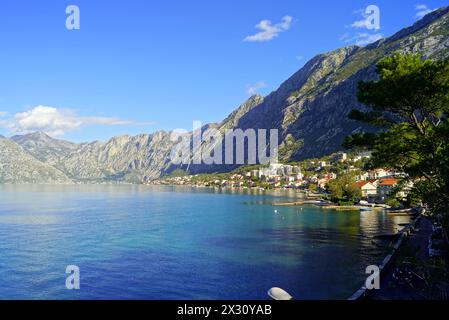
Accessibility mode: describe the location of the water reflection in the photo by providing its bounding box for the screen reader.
[0,185,410,300]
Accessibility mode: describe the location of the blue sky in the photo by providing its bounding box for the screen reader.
[0,0,447,142]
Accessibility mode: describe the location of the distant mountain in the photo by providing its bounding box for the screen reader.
[11,131,78,165]
[3,6,449,184]
[55,132,175,183]
[11,131,175,183]
[0,136,71,184]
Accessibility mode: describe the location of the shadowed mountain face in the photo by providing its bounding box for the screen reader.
[3,7,449,183]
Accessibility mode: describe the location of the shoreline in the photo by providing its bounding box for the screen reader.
[348,211,424,300]
[153,183,420,214]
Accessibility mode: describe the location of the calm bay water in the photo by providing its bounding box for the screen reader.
[0,185,410,300]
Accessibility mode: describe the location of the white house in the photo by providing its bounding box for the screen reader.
[368,169,391,180]
[355,181,378,197]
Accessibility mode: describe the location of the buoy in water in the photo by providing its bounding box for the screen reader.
[268,287,293,300]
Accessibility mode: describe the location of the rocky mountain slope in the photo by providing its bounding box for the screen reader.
[2,6,449,183]
[0,136,72,184]
[236,6,449,160]
[11,131,78,165]
[57,132,175,183]
[11,131,175,183]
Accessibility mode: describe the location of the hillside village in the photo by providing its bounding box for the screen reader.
[151,151,411,206]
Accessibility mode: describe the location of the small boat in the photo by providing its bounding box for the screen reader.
[360,207,374,212]
[268,287,293,300]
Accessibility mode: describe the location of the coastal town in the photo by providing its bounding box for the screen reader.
[151,149,449,298]
[150,151,411,207]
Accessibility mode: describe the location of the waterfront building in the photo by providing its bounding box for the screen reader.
[355,181,378,197]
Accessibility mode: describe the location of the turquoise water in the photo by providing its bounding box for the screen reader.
[0,185,410,300]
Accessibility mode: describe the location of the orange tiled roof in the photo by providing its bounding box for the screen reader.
[379,178,398,186]
[355,181,372,188]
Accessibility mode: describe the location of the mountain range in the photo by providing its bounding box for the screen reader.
[1,6,449,184]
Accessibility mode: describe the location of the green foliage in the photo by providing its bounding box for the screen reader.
[369,124,421,171]
[327,174,361,203]
[308,183,318,193]
[231,164,265,175]
[385,197,401,208]
[338,200,355,206]
[357,53,449,124]
[348,110,394,127]
[346,52,449,221]
[343,132,376,150]
[405,187,423,208]
[169,169,188,177]
[352,158,371,171]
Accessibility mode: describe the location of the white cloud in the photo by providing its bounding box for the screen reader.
[247,82,267,95]
[415,4,436,19]
[342,6,383,46]
[244,16,293,42]
[0,111,7,117]
[350,19,369,29]
[1,105,152,137]
[343,33,384,46]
